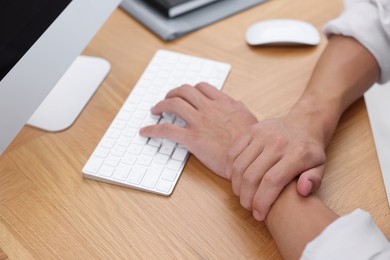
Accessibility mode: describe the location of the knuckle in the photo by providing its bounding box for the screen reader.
[262,172,283,187]
[232,100,247,111]
[171,85,190,96]
[179,83,192,88]
[240,198,252,210]
[195,82,209,88]
[294,144,308,156]
[226,147,238,161]
[272,136,288,149]
[170,97,185,106]
[232,162,245,176]
[242,171,258,185]
[290,145,311,162]
[294,143,326,163]
[179,85,192,93]
[169,96,180,103]
[315,147,327,161]
[166,88,179,97]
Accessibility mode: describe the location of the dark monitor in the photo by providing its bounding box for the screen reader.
[0,0,121,155]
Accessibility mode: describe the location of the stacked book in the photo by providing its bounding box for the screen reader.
[144,0,221,18]
[120,0,268,41]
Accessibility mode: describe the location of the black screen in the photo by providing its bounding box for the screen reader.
[0,0,72,81]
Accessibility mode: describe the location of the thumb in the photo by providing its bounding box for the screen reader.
[296,165,324,196]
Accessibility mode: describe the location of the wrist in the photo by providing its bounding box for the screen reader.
[265,181,339,260]
[287,92,342,147]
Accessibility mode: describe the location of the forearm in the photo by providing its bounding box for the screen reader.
[288,35,380,146]
[265,182,339,260]
[264,37,379,259]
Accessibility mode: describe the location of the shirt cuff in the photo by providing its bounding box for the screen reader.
[323,0,390,84]
[301,208,390,260]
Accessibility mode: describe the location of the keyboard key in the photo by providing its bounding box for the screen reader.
[161,169,177,182]
[99,164,115,177]
[127,165,147,185]
[112,120,127,130]
[142,145,158,156]
[94,147,110,158]
[128,144,143,155]
[153,153,170,165]
[133,134,148,145]
[156,180,173,193]
[117,136,132,147]
[167,159,182,171]
[128,95,142,104]
[117,110,134,122]
[159,141,175,156]
[100,137,116,148]
[141,164,164,189]
[172,147,188,162]
[137,155,153,166]
[142,115,159,127]
[123,103,138,112]
[106,129,121,139]
[111,146,126,157]
[129,118,143,128]
[105,155,121,167]
[148,138,162,147]
[112,163,131,181]
[134,110,149,120]
[122,126,138,138]
[122,154,137,165]
[83,157,104,174]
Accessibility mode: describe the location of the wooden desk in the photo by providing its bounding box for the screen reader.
[1,0,389,258]
[0,248,7,260]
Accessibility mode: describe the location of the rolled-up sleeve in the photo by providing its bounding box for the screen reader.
[323,0,390,83]
[300,209,390,260]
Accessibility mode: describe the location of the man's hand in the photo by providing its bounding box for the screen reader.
[140,82,258,178]
[225,114,327,221]
[140,83,328,223]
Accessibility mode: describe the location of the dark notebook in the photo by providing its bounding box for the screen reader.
[144,0,220,17]
[121,0,269,41]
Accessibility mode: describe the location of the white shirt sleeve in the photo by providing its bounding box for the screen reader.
[323,0,390,83]
[300,209,390,260]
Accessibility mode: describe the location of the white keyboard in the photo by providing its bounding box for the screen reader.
[82,50,231,195]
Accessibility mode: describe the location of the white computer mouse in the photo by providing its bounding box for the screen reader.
[245,19,320,46]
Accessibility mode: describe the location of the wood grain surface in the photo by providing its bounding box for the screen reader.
[1,0,388,259]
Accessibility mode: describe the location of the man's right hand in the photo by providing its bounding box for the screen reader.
[226,112,328,221]
[140,82,258,179]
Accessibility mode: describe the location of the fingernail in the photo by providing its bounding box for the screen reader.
[253,211,264,221]
[302,180,313,196]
